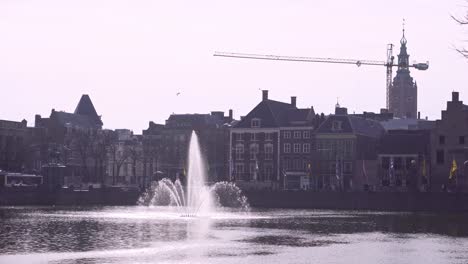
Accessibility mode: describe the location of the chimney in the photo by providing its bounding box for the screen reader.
[262,90,268,101]
[452,91,459,102]
[291,96,297,107]
[229,109,233,120]
[418,111,421,119]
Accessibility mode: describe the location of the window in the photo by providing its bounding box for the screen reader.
[293,159,301,170]
[332,121,343,131]
[439,135,445,145]
[303,131,310,139]
[436,150,444,164]
[251,118,261,128]
[284,131,291,139]
[293,143,301,153]
[294,131,301,139]
[394,157,402,170]
[250,144,259,160]
[265,133,272,141]
[265,143,273,160]
[460,136,465,145]
[303,143,310,153]
[235,133,243,141]
[249,163,257,180]
[284,143,291,153]
[235,163,244,179]
[251,133,257,141]
[235,144,244,160]
[264,164,273,181]
[381,157,390,169]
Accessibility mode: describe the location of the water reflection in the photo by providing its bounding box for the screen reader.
[1,207,468,263]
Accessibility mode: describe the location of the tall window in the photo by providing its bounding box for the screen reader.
[235,144,244,160]
[436,150,444,164]
[460,136,465,145]
[284,131,291,139]
[303,131,310,139]
[250,144,259,160]
[265,133,272,141]
[284,143,291,153]
[235,133,243,141]
[439,135,445,145]
[332,121,342,131]
[251,118,261,128]
[249,163,257,181]
[265,143,273,160]
[294,131,301,139]
[264,164,273,181]
[251,133,257,141]
[303,143,310,153]
[293,159,301,170]
[293,143,301,153]
[235,163,244,179]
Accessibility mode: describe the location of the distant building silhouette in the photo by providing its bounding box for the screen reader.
[389,29,418,119]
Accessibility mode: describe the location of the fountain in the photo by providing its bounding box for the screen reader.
[138,131,249,216]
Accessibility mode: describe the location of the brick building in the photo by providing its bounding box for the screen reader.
[230,90,322,190]
[431,91,468,191]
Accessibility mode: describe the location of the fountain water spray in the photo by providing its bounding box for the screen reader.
[138,131,249,215]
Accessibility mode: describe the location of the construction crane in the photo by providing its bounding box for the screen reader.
[214,44,428,110]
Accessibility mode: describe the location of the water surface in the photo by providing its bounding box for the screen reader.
[1,206,468,264]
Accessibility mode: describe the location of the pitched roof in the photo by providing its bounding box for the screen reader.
[52,111,102,129]
[316,115,384,138]
[165,113,223,128]
[74,94,99,119]
[234,100,292,128]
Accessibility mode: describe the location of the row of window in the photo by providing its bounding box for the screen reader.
[234,133,273,141]
[235,143,273,160]
[439,135,465,145]
[283,143,310,153]
[283,131,310,139]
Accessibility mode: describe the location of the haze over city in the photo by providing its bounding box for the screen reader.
[1,0,468,132]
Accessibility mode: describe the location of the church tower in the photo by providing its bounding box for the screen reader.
[388,28,418,119]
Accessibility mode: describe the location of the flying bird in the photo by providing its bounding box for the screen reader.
[176,92,181,96]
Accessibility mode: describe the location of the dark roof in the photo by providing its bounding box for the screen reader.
[234,100,291,128]
[165,114,224,128]
[74,94,99,119]
[52,111,102,129]
[316,115,384,138]
[235,99,314,128]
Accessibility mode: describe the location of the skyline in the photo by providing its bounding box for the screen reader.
[1,0,468,133]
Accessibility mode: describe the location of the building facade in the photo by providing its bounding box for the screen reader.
[430,91,468,191]
[230,91,322,190]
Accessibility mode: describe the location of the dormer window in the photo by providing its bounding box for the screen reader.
[331,121,342,131]
[251,118,261,128]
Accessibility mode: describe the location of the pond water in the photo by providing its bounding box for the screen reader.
[1,206,468,264]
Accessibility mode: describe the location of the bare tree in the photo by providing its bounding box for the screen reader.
[90,130,114,185]
[108,140,130,185]
[127,138,142,185]
[452,3,468,58]
[71,130,93,183]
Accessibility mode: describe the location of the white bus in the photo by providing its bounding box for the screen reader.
[0,172,43,187]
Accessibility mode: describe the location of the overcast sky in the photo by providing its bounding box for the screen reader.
[1,0,468,133]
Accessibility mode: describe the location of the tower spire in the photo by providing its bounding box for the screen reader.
[400,19,407,45]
